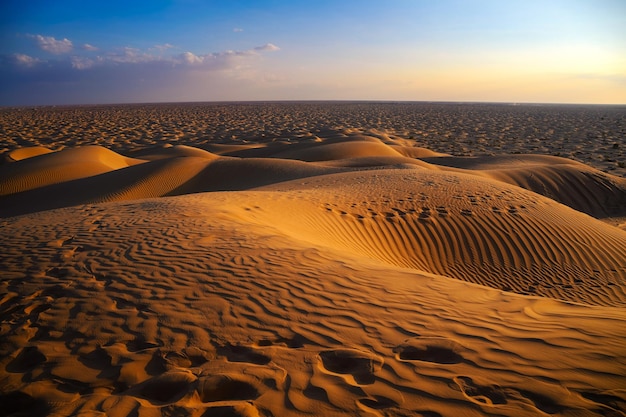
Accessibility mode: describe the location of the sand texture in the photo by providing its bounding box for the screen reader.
[1,103,626,417]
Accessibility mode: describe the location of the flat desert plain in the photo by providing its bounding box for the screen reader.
[1,102,625,417]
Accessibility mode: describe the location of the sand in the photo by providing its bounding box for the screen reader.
[1,102,625,417]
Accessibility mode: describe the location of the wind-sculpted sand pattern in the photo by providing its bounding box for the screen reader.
[1,196,626,417]
[1,102,625,177]
[1,109,626,416]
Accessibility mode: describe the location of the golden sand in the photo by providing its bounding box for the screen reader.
[0,103,625,416]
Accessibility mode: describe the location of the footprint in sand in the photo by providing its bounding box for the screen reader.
[141,347,212,374]
[133,370,197,404]
[197,374,259,402]
[394,338,465,364]
[453,376,507,406]
[419,207,432,220]
[318,348,383,385]
[517,389,564,414]
[218,344,271,365]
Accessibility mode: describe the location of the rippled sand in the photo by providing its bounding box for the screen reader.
[1,102,625,176]
[1,103,625,417]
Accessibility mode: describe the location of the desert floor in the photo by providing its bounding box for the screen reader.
[1,102,625,417]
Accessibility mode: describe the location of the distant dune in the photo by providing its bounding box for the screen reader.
[1,103,625,417]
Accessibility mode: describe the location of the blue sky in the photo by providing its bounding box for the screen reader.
[1,0,625,105]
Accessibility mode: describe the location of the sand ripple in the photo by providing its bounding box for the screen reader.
[1,131,625,416]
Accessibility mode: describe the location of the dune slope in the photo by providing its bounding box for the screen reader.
[1,193,625,417]
[0,146,143,196]
[254,168,626,307]
[423,154,626,218]
[1,137,625,417]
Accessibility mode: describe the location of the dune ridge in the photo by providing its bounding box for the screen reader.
[1,107,626,417]
[0,145,143,196]
[1,139,625,306]
[252,169,626,307]
[422,154,626,218]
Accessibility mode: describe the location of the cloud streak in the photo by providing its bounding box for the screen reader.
[13,54,42,67]
[254,43,280,52]
[1,35,281,105]
[82,43,99,51]
[18,35,280,71]
[30,34,73,54]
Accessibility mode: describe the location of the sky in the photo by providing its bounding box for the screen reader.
[1,0,625,106]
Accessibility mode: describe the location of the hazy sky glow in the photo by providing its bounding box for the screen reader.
[1,0,625,105]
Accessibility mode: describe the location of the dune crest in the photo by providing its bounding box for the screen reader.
[5,146,54,162]
[422,154,626,218]
[0,145,143,196]
[1,139,624,307]
[252,168,626,307]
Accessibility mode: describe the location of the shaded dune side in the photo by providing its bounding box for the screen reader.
[422,154,626,218]
[485,165,626,218]
[124,144,220,161]
[217,135,400,160]
[0,157,211,217]
[316,155,433,169]
[0,146,143,196]
[390,144,449,158]
[0,156,343,218]
[3,141,624,222]
[169,157,343,195]
[254,169,626,307]
[271,140,404,162]
[422,154,588,170]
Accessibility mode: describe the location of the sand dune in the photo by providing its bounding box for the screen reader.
[1,107,626,417]
[126,144,221,161]
[422,154,626,218]
[1,191,624,417]
[1,139,624,303]
[253,169,626,307]
[0,145,143,196]
[4,146,54,162]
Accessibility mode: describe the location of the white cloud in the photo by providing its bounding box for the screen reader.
[2,41,282,104]
[13,53,41,67]
[71,56,96,70]
[176,44,280,69]
[153,43,174,53]
[180,51,204,65]
[254,43,280,52]
[233,28,244,32]
[108,47,155,64]
[30,34,73,54]
[15,36,279,70]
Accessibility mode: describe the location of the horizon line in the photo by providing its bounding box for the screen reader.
[3,99,626,109]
